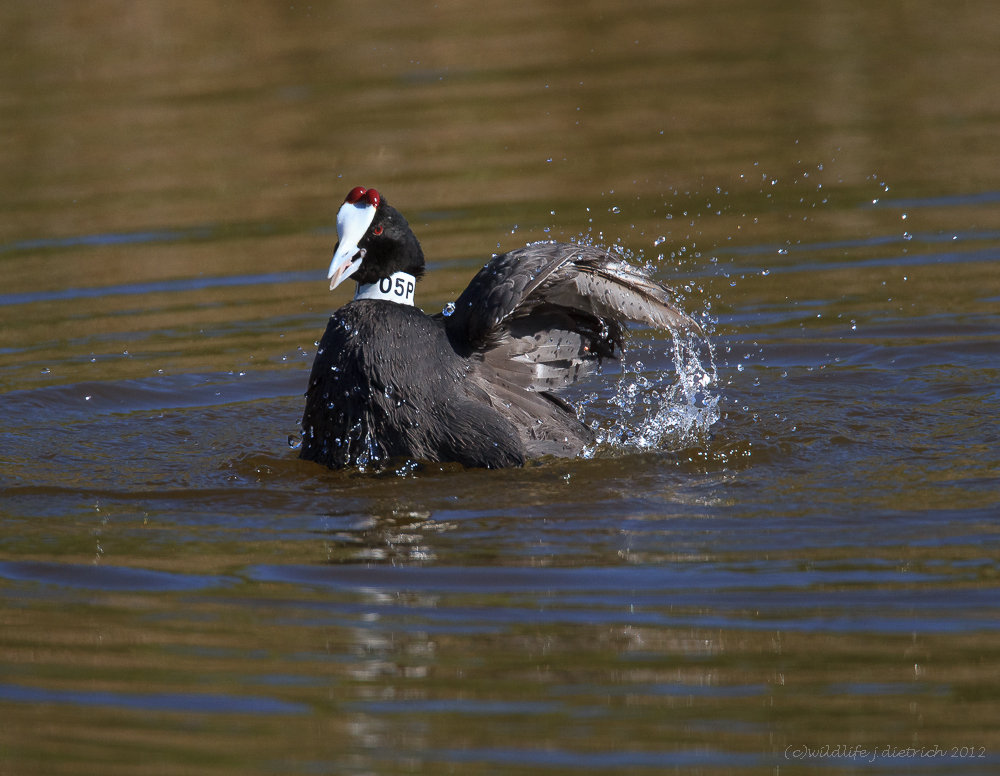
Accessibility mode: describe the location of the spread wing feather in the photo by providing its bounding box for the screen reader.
[446,243,698,353]
[440,243,699,458]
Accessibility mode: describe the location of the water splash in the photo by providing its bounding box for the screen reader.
[558,234,719,456]
[580,329,719,457]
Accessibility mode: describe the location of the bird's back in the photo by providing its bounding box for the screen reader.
[300,300,527,468]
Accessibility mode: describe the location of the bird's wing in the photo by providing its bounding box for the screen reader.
[445,242,699,355]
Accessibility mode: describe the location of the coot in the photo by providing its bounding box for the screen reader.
[300,187,699,469]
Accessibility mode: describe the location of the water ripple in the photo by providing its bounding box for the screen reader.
[0,683,308,715]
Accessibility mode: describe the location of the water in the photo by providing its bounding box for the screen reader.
[2,1,1000,773]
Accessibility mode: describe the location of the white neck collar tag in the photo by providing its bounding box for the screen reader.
[354,271,417,306]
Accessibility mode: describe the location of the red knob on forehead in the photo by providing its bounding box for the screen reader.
[345,186,367,204]
[364,188,381,208]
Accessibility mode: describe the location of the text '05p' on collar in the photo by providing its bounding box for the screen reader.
[354,272,417,306]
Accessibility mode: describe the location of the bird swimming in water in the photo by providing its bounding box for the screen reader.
[300,186,700,469]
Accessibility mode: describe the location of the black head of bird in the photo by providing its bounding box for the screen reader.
[327,187,425,289]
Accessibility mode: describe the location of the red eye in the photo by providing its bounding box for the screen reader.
[372,225,383,236]
[365,189,381,208]
[345,186,366,204]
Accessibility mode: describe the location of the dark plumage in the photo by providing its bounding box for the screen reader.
[300,187,700,469]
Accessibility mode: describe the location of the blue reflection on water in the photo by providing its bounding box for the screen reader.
[0,683,309,715]
[0,560,234,592]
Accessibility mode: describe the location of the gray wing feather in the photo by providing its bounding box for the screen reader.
[544,258,700,333]
[442,242,699,458]
[447,243,698,352]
